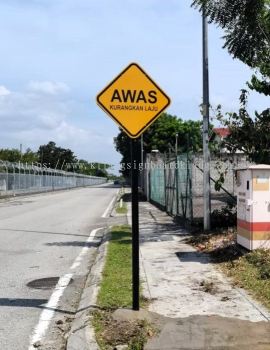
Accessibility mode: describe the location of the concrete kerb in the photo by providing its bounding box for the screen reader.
[66,228,110,350]
[110,186,127,217]
[66,190,128,350]
[66,195,149,350]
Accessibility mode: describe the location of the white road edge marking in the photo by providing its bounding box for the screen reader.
[101,194,116,218]
[28,227,103,349]
[28,273,73,350]
[70,227,100,270]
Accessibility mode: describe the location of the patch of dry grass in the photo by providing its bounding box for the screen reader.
[92,310,154,350]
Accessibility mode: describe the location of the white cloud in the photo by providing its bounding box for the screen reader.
[0,85,10,96]
[0,82,121,170]
[38,113,65,130]
[28,81,70,95]
[0,86,68,132]
[0,82,72,141]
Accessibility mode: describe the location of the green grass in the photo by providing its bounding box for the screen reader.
[223,249,270,309]
[92,225,153,350]
[97,225,132,308]
[115,202,128,214]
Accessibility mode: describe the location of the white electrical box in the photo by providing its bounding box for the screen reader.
[236,165,270,250]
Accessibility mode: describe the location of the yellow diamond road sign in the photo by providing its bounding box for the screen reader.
[96,63,170,138]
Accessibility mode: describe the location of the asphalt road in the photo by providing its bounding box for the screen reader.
[0,184,118,350]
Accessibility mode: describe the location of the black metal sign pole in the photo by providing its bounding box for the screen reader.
[131,138,140,311]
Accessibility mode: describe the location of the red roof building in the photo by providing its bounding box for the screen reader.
[213,127,231,139]
[210,127,232,153]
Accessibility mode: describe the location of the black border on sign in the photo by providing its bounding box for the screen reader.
[96,62,171,139]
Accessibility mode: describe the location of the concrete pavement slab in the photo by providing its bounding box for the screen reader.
[134,201,270,349]
[111,309,270,350]
[138,202,270,322]
[145,314,270,350]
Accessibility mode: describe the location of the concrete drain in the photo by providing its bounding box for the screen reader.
[27,277,73,290]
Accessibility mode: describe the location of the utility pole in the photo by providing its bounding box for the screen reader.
[175,133,178,156]
[175,133,179,215]
[202,8,211,231]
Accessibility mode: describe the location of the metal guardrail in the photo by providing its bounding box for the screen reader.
[0,160,106,197]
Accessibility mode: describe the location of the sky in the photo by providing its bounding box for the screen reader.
[0,0,268,174]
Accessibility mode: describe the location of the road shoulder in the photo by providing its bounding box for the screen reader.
[66,230,109,350]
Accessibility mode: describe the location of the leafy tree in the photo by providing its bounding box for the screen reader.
[114,132,132,178]
[0,148,22,162]
[0,142,110,177]
[114,113,203,177]
[37,141,76,170]
[143,113,202,154]
[21,148,38,163]
[192,0,270,96]
[216,90,270,164]
[0,148,37,163]
[71,159,110,177]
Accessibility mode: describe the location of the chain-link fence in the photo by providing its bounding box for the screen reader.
[144,152,251,224]
[0,160,106,197]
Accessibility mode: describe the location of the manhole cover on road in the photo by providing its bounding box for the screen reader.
[27,277,73,290]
